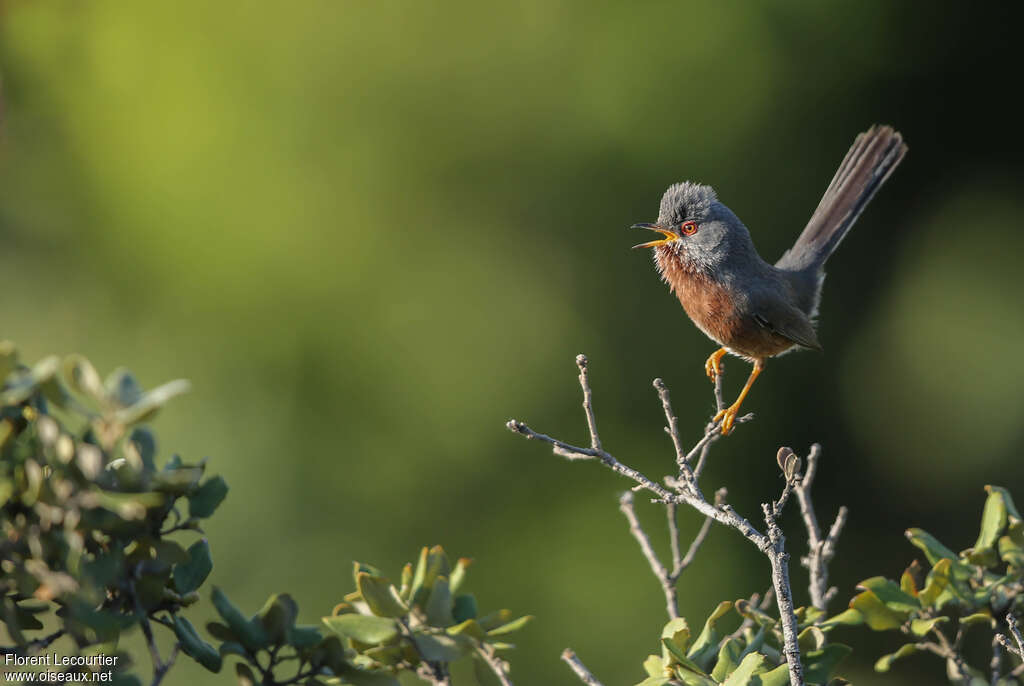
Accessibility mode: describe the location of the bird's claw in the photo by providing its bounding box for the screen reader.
[704,348,727,383]
[714,406,739,435]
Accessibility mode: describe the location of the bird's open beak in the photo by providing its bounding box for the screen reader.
[630,223,678,249]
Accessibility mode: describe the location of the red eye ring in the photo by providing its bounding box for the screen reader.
[680,221,698,236]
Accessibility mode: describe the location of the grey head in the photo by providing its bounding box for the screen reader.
[632,181,759,273]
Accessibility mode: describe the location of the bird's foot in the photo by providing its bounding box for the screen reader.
[704,348,728,383]
[713,404,741,435]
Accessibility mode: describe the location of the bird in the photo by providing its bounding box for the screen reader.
[631,125,907,434]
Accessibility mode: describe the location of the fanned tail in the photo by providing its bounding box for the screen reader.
[777,125,907,272]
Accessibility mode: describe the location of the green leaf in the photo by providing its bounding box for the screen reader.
[999,535,1024,569]
[174,539,213,594]
[188,476,229,519]
[447,618,485,640]
[477,609,512,631]
[856,576,920,612]
[818,608,864,631]
[804,644,852,683]
[660,617,692,665]
[453,594,477,623]
[797,625,825,652]
[485,614,532,637]
[906,529,959,566]
[63,354,105,403]
[449,557,472,594]
[900,564,920,597]
[206,622,236,642]
[711,638,743,681]
[412,632,472,662]
[918,558,952,607]
[758,664,791,686]
[114,379,191,425]
[976,487,1011,554]
[687,601,733,670]
[722,652,766,685]
[961,610,995,628]
[425,576,454,627]
[291,625,323,649]
[733,599,776,630]
[875,643,920,672]
[910,616,949,636]
[642,654,665,678]
[357,573,408,618]
[173,616,223,672]
[408,547,429,604]
[322,614,399,644]
[258,593,299,644]
[849,590,908,630]
[672,666,717,686]
[211,587,269,651]
[105,368,144,407]
[219,641,246,657]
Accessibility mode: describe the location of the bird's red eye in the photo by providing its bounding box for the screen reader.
[681,221,698,236]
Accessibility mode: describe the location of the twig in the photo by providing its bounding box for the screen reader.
[399,620,451,686]
[793,444,848,612]
[507,418,766,548]
[1009,614,1024,659]
[561,649,605,686]
[991,635,1003,686]
[763,499,804,686]
[576,355,602,452]
[508,356,822,686]
[620,490,677,618]
[475,644,515,686]
[129,569,179,686]
[678,489,726,574]
[0,629,65,655]
[997,614,1024,663]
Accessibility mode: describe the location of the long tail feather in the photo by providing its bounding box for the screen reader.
[777,125,907,272]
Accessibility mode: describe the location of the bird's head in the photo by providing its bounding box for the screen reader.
[632,181,752,272]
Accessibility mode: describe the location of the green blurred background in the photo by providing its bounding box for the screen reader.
[2,2,1023,683]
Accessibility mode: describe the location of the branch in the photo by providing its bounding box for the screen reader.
[997,613,1024,662]
[507,355,834,686]
[0,629,65,655]
[991,634,1003,686]
[561,649,605,686]
[475,644,515,686]
[792,444,848,613]
[129,569,179,686]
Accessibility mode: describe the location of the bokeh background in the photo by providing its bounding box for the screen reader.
[2,2,1023,684]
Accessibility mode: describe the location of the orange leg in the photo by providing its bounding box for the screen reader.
[704,348,728,383]
[713,359,764,435]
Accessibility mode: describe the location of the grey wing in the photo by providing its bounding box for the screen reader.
[752,302,823,352]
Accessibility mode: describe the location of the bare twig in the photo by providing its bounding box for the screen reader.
[620,490,677,618]
[793,444,848,612]
[997,614,1024,663]
[475,644,515,686]
[763,500,804,686]
[561,649,605,686]
[508,355,826,686]
[1009,615,1024,659]
[679,488,726,574]
[991,635,1003,686]
[576,355,602,452]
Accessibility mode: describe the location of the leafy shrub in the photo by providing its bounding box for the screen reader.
[1,343,529,685]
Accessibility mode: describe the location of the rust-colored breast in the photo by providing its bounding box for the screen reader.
[656,250,794,360]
